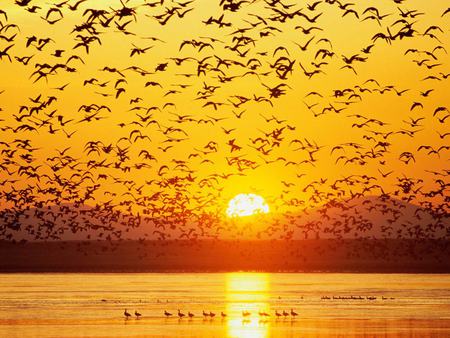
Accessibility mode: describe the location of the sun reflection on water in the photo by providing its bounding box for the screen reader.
[226,273,270,338]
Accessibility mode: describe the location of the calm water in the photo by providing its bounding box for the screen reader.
[0,273,449,337]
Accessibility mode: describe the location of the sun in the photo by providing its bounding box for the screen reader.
[226,193,270,218]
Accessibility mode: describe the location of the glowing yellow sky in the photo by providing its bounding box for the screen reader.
[0,0,448,239]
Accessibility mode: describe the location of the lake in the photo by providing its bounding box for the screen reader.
[0,273,449,337]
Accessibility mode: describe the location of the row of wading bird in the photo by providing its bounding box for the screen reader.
[124,309,299,319]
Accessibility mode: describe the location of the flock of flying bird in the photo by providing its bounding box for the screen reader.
[0,0,448,257]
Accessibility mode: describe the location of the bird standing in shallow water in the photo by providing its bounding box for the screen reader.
[242,310,251,317]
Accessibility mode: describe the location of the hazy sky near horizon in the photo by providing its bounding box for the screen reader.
[0,0,448,240]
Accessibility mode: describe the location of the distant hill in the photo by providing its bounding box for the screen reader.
[1,195,448,242]
[289,195,448,240]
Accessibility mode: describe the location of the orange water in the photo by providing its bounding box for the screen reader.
[0,273,449,337]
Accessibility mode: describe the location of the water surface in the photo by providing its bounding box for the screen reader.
[0,273,449,337]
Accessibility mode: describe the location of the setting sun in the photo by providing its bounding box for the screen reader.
[226,194,270,218]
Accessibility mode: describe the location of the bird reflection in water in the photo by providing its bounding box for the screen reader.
[226,273,270,338]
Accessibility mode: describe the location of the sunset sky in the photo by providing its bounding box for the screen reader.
[0,0,448,241]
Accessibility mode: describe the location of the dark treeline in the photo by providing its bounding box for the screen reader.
[1,239,449,273]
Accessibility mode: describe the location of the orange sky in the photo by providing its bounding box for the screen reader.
[0,0,448,240]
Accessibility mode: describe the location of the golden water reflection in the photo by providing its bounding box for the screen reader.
[226,273,270,338]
